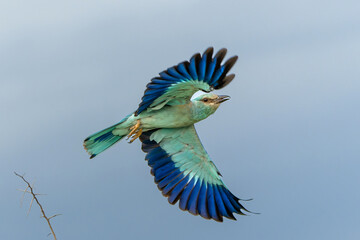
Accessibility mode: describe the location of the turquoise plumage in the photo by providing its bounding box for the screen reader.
[84,47,250,221]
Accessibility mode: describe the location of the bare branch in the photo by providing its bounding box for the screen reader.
[14,172,59,240]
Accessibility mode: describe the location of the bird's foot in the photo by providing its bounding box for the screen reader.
[127,120,142,143]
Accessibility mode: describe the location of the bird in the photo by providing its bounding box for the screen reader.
[83,47,251,222]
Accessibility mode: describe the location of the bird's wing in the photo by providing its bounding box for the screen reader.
[135,47,238,116]
[139,125,248,222]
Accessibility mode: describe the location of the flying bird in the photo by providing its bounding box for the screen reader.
[84,47,250,222]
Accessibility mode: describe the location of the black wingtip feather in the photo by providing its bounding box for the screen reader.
[203,47,214,58]
[214,54,238,90]
[214,48,227,65]
[223,55,238,73]
[193,53,201,68]
[191,53,201,63]
[203,47,214,73]
[226,211,237,220]
[215,74,235,89]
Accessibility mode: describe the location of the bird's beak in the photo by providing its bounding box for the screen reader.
[216,95,231,103]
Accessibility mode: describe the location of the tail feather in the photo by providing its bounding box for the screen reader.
[84,115,130,158]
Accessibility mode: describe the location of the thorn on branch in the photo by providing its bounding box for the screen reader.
[14,171,59,240]
[49,214,62,220]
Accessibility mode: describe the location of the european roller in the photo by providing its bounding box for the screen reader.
[84,47,251,222]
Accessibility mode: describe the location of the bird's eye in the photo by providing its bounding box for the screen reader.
[203,98,209,102]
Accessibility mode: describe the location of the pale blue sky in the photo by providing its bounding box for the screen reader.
[1,0,360,239]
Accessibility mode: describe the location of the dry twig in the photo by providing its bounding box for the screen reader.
[14,172,59,240]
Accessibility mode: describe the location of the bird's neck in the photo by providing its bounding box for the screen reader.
[190,102,218,122]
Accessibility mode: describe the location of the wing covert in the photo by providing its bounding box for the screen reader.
[135,47,238,116]
[139,125,248,222]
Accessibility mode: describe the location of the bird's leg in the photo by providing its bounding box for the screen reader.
[129,128,142,143]
[127,119,143,143]
[127,120,140,138]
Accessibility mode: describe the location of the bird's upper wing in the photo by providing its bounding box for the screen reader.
[139,125,248,222]
[135,47,238,116]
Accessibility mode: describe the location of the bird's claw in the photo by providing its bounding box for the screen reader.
[127,120,142,143]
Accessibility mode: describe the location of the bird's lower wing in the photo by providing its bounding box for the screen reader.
[139,125,248,222]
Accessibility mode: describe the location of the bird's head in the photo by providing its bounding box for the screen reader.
[191,93,230,121]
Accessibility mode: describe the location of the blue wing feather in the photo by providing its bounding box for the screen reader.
[224,188,246,215]
[177,62,192,80]
[207,185,222,221]
[146,148,167,165]
[139,127,248,222]
[213,185,230,219]
[167,67,186,80]
[143,88,167,96]
[210,65,225,85]
[135,47,238,115]
[218,186,239,217]
[151,156,171,169]
[205,58,217,82]
[146,83,169,90]
[159,71,179,82]
[187,179,201,215]
[198,53,208,81]
[197,183,210,219]
[168,176,189,204]
[158,170,182,189]
[179,178,196,210]
[162,174,185,196]
[188,54,200,80]
[154,162,176,182]
[151,78,174,85]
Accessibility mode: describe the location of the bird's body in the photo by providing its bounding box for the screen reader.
[113,93,224,134]
[128,103,197,130]
[84,47,250,222]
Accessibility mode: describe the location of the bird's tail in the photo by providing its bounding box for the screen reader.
[83,115,131,159]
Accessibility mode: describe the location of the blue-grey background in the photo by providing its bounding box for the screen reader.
[1,0,359,239]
